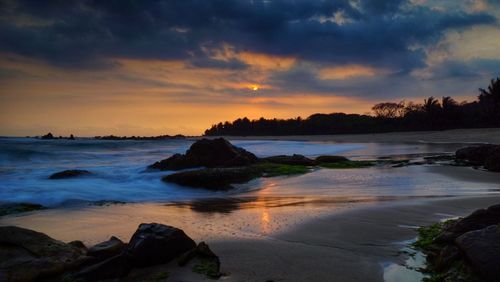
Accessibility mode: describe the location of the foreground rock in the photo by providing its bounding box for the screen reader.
[150,138,258,170]
[86,236,125,261]
[455,144,500,172]
[455,225,500,280]
[0,226,86,281]
[1,223,220,281]
[128,223,197,266]
[415,204,500,281]
[436,204,500,242]
[49,169,91,179]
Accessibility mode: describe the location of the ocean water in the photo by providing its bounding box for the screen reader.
[0,137,498,207]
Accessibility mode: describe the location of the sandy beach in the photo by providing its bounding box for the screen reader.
[222,127,500,144]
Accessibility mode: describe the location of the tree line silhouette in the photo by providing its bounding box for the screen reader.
[204,78,500,136]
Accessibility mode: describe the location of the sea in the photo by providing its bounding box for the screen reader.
[1,137,499,207]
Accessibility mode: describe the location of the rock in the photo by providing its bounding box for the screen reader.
[0,203,45,217]
[163,166,262,190]
[127,223,197,267]
[178,241,220,266]
[315,155,349,164]
[68,240,87,253]
[49,169,91,179]
[484,148,500,172]
[455,144,500,171]
[149,138,258,170]
[263,154,315,166]
[437,204,500,242]
[73,253,131,281]
[0,226,86,281]
[87,236,125,261]
[433,245,460,271]
[41,132,54,139]
[455,225,500,281]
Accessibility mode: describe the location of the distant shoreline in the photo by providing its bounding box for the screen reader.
[3,127,500,144]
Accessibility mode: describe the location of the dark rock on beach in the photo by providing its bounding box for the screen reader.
[150,138,258,170]
[74,252,132,281]
[455,144,500,172]
[415,204,500,281]
[0,226,86,281]
[455,225,500,280]
[86,236,125,261]
[437,204,500,242]
[2,223,216,281]
[127,223,197,267]
[263,154,316,166]
[163,166,262,190]
[49,169,91,179]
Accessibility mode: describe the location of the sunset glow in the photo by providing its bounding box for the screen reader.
[0,0,499,136]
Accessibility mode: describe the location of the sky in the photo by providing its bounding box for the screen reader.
[1,0,500,136]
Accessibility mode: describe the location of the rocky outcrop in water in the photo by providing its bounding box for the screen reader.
[163,166,263,190]
[150,138,258,170]
[315,155,349,163]
[0,223,220,281]
[416,204,500,281]
[455,144,500,172]
[49,169,91,179]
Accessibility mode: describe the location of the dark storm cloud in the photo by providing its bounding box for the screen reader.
[0,0,496,70]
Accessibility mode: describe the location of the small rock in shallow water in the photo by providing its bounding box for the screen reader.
[49,169,91,179]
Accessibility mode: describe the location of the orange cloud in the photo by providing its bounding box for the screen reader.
[318,65,379,80]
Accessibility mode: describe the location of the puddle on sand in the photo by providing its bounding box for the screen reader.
[382,239,427,282]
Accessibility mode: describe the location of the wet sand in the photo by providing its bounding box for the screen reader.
[222,127,500,144]
[212,195,500,282]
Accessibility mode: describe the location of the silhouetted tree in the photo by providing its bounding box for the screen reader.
[203,78,500,136]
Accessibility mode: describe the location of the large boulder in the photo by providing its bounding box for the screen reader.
[455,225,500,281]
[0,226,86,282]
[455,144,500,171]
[150,138,258,170]
[49,169,91,179]
[127,223,197,267]
[263,154,315,166]
[437,204,500,242]
[163,166,262,190]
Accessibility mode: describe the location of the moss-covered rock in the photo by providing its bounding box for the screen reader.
[0,203,46,217]
[319,160,375,169]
